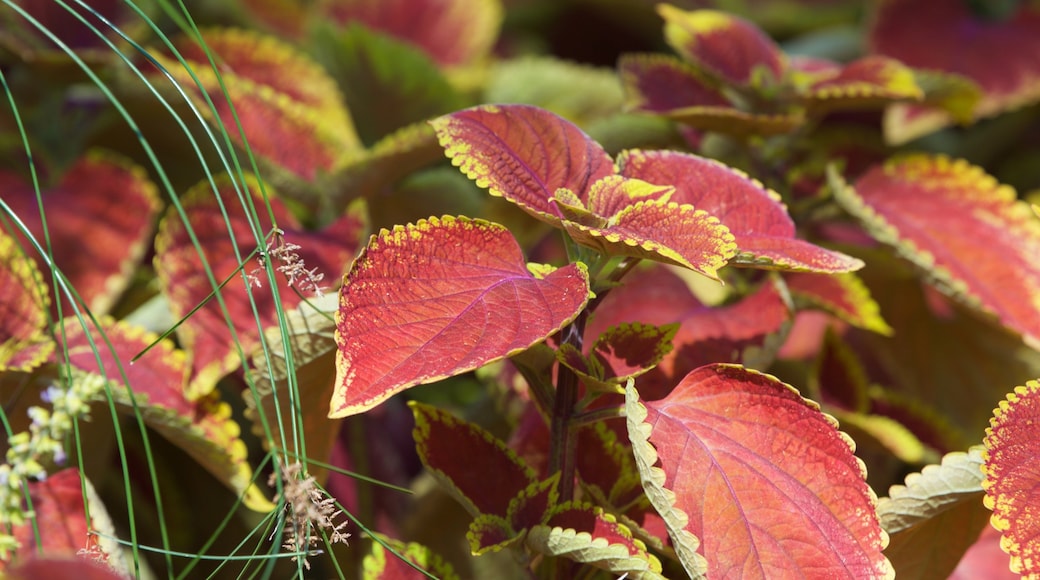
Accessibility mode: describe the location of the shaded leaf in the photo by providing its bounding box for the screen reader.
[153,29,360,181]
[0,227,52,372]
[485,56,624,126]
[311,24,467,146]
[619,149,863,273]
[526,502,665,578]
[626,364,891,579]
[430,104,616,225]
[656,4,784,87]
[322,0,503,67]
[332,216,590,417]
[869,0,1040,129]
[984,381,1040,578]
[559,322,677,393]
[1,0,144,60]
[882,70,982,145]
[0,150,161,316]
[5,557,126,580]
[833,154,1040,348]
[60,318,273,512]
[878,447,990,580]
[362,533,460,580]
[155,173,363,398]
[801,56,923,112]
[3,469,97,568]
[333,121,444,205]
[950,525,1016,580]
[410,401,535,518]
[785,272,892,335]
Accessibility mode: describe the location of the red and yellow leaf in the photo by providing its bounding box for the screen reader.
[3,469,96,568]
[833,154,1040,348]
[984,381,1040,578]
[332,216,590,418]
[869,0,1040,127]
[323,0,503,67]
[526,502,664,578]
[0,228,51,372]
[619,149,863,273]
[656,4,785,87]
[0,150,161,315]
[362,533,460,580]
[879,447,991,580]
[801,55,923,112]
[618,53,732,113]
[154,29,360,180]
[60,318,273,511]
[882,71,982,145]
[626,364,891,579]
[155,173,364,398]
[430,104,616,225]
[410,401,535,519]
[559,322,678,393]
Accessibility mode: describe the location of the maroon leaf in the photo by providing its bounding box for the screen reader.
[619,149,863,273]
[332,216,590,418]
[430,104,616,225]
[0,150,161,315]
[410,401,535,518]
[156,173,364,399]
[627,364,891,578]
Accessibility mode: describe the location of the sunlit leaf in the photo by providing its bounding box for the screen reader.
[525,502,665,578]
[362,533,460,580]
[60,318,273,512]
[1,150,161,316]
[832,154,1040,348]
[332,216,590,417]
[785,272,892,335]
[656,4,785,87]
[0,227,52,372]
[626,364,891,579]
[155,173,364,399]
[878,447,990,580]
[869,0,1040,131]
[153,29,360,181]
[984,381,1040,578]
[619,149,863,273]
[411,401,535,518]
[322,0,503,67]
[430,104,616,225]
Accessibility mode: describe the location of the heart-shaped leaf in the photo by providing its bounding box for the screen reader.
[984,381,1040,578]
[155,173,364,398]
[0,228,52,372]
[626,364,891,578]
[832,154,1040,349]
[656,4,785,87]
[878,447,990,580]
[332,216,590,417]
[411,401,535,519]
[322,0,503,67]
[60,318,273,511]
[430,104,616,225]
[869,0,1040,132]
[0,150,161,316]
[619,149,863,273]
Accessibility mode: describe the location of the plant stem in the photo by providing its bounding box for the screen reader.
[547,312,587,504]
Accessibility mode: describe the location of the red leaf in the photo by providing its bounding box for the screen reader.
[559,322,678,392]
[950,526,1016,580]
[6,557,125,580]
[657,5,785,87]
[869,0,1040,122]
[411,401,535,518]
[60,318,273,511]
[332,216,590,417]
[626,364,891,578]
[430,104,616,225]
[834,154,1040,348]
[785,272,892,335]
[802,56,923,112]
[0,150,161,315]
[619,53,732,113]
[5,469,94,567]
[619,149,863,273]
[362,534,460,580]
[324,0,502,67]
[0,228,51,372]
[155,173,364,398]
[984,381,1040,577]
